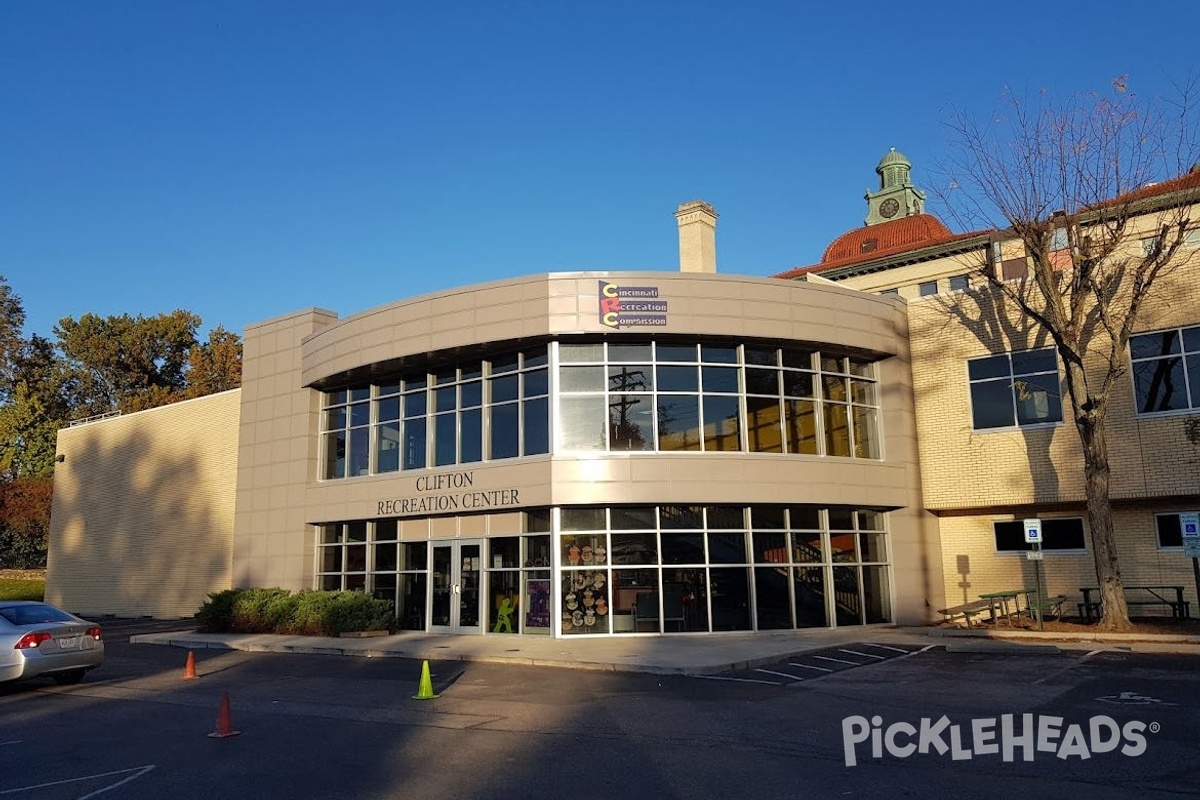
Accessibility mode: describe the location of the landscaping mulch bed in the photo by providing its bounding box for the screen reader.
[0,569,46,581]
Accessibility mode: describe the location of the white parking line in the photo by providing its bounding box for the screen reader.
[0,765,156,798]
[811,654,863,666]
[788,662,833,672]
[861,643,910,653]
[754,668,803,682]
[839,649,885,660]
[691,674,781,685]
[895,644,937,661]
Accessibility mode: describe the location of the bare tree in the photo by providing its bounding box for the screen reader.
[939,78,1200,630]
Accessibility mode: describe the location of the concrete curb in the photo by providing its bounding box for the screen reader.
[927,627,1200,645]
[943,641,1061,655]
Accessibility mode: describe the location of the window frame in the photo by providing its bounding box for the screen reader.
[966,346,1064,432]
[993,518,1087,553]
[1129,325,1200,417]
[1154,512,1198,550]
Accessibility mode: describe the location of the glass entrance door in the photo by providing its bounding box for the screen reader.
[430,540,482,634]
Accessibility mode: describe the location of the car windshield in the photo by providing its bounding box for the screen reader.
[0,604,76,626]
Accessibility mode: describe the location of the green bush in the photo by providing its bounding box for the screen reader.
[196,587,394,635]
[196,588,241,632]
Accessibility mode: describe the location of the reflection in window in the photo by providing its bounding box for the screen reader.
[319,350,549,480]
[1130,326,1200,414]
[968,347,1063,430]
[557,341,880,459]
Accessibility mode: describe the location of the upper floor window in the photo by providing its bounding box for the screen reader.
[949,274,970,292]
[1130,326,1200,415]
[1049,227,1069,251]
[557,341,881,459]
[918,281,938,297]
[320,349,550,479]
[967,347,1063,430]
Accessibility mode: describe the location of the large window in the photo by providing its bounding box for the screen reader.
[321,339,884,479]
[1130,326,1200,415]
[1155,512,1198,549]
[968,347,1063,430]
[993,518,1086,552]
[320,349,550,479]
[561,504,891,635]
[557,342,881,459]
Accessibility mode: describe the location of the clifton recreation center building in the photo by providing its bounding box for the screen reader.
[45,151,1200,637]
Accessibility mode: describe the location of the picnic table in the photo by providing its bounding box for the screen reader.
[978,588,1038,625]
[1078,586,1190,621]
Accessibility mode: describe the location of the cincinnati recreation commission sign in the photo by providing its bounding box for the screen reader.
[377,470,520,516]
[599,280,668,328]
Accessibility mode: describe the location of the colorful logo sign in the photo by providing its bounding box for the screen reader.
[599,281,668,328]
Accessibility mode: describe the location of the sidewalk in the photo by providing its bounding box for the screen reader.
[130,624,1200,675]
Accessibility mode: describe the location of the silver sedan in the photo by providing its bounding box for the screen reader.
[0,601,104,685]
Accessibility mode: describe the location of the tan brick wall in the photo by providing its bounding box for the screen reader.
[938,504,1200,616]
[45,390,241,618]
[905,250,1200,510]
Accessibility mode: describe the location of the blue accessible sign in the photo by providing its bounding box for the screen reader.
[1181,512,1200,558]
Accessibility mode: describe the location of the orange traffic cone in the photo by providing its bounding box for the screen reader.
[183,650,197,680]
[412,660,438,700]
[208,691,241,738]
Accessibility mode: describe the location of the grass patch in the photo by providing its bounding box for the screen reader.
[0,579,45,601]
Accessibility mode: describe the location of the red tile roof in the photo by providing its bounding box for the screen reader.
[774,214,986,280]
[772,166,1200,282]
[1090,167,1200,209]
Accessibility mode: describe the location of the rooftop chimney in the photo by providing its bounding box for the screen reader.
[675,200,718,273]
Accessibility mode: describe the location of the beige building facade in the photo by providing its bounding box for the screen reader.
[779,151,1200,619]
[46,154,1200,634]
[47,258,941,635]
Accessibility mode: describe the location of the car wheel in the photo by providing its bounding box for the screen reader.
[51,669,87,686]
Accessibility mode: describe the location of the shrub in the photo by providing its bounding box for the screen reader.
[196,588,242,632]
[231,587,294,632]
[195,587,395,635]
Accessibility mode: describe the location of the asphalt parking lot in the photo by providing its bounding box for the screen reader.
[4,621,1200,799]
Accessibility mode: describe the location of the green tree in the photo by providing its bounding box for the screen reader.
[184,325,243,398]
[0,276,27,401]
[0,336,71,479]
[55,310,201,416]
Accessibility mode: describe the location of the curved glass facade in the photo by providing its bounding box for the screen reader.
[319,339,882,479]
[315,504,890,635]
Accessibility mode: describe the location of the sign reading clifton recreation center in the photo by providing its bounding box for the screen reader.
[377,470,520,515]
[599,280,668,328]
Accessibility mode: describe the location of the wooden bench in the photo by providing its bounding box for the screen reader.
[937,599,993,628]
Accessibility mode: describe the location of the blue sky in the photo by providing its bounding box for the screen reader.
[2,2,1197,339]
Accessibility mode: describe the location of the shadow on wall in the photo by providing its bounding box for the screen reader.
[47,425,233,618]
[932,285,1064,505]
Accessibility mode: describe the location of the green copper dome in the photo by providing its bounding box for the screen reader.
[876,148,911,170]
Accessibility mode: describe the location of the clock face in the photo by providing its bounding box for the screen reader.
[879,198,900,219]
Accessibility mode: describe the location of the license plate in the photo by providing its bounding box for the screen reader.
[56,636,81,650]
